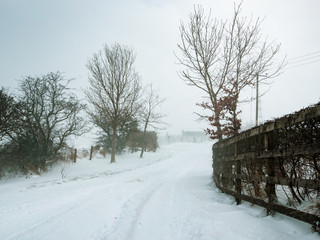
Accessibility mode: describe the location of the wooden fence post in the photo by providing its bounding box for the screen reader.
[253,161,263,197]
[89,146,93,160]
[253,132,263,197]
[222,155,232,189]
[264,134,277,215]
[73,149,77,163]
[235,142,242,205]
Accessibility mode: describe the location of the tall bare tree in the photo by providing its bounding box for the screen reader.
[86,43,142,163]
[139,84,165,158]
[176,3,286,139]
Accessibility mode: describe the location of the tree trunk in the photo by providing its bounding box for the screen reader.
[214,110,223,140]
[233,93,240,134]
[89,146,93,160]
[111,127,117,163]
[140,120,148,158]
[232,98,239,135]
[211,95,223,140]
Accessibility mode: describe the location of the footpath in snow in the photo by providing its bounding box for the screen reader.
[0,142,318,240]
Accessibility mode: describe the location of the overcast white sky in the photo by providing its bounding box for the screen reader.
[1,0,320,135]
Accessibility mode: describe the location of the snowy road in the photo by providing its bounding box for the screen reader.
[0,142,318,240]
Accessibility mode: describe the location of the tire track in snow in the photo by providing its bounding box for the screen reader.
[93,144,203,240]
[96,146,205,240]
[95,181,166,240]
[130,174,205,240]
[128,155,202,240]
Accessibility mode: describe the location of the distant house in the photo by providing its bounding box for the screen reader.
[181,130,208,142]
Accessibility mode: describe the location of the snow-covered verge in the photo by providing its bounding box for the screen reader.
[0,142,318,240]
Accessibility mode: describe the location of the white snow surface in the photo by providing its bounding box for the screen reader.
[0,142,318,240]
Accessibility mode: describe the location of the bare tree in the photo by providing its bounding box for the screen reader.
[5,72,87,172]
[176,3,286,139]
[86,43,142,163]
[139,84,165,158]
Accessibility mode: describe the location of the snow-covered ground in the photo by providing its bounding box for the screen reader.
[0,142,318,240]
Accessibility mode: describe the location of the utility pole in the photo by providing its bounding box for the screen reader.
[255,73,268,126]
[256,74,259,126]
